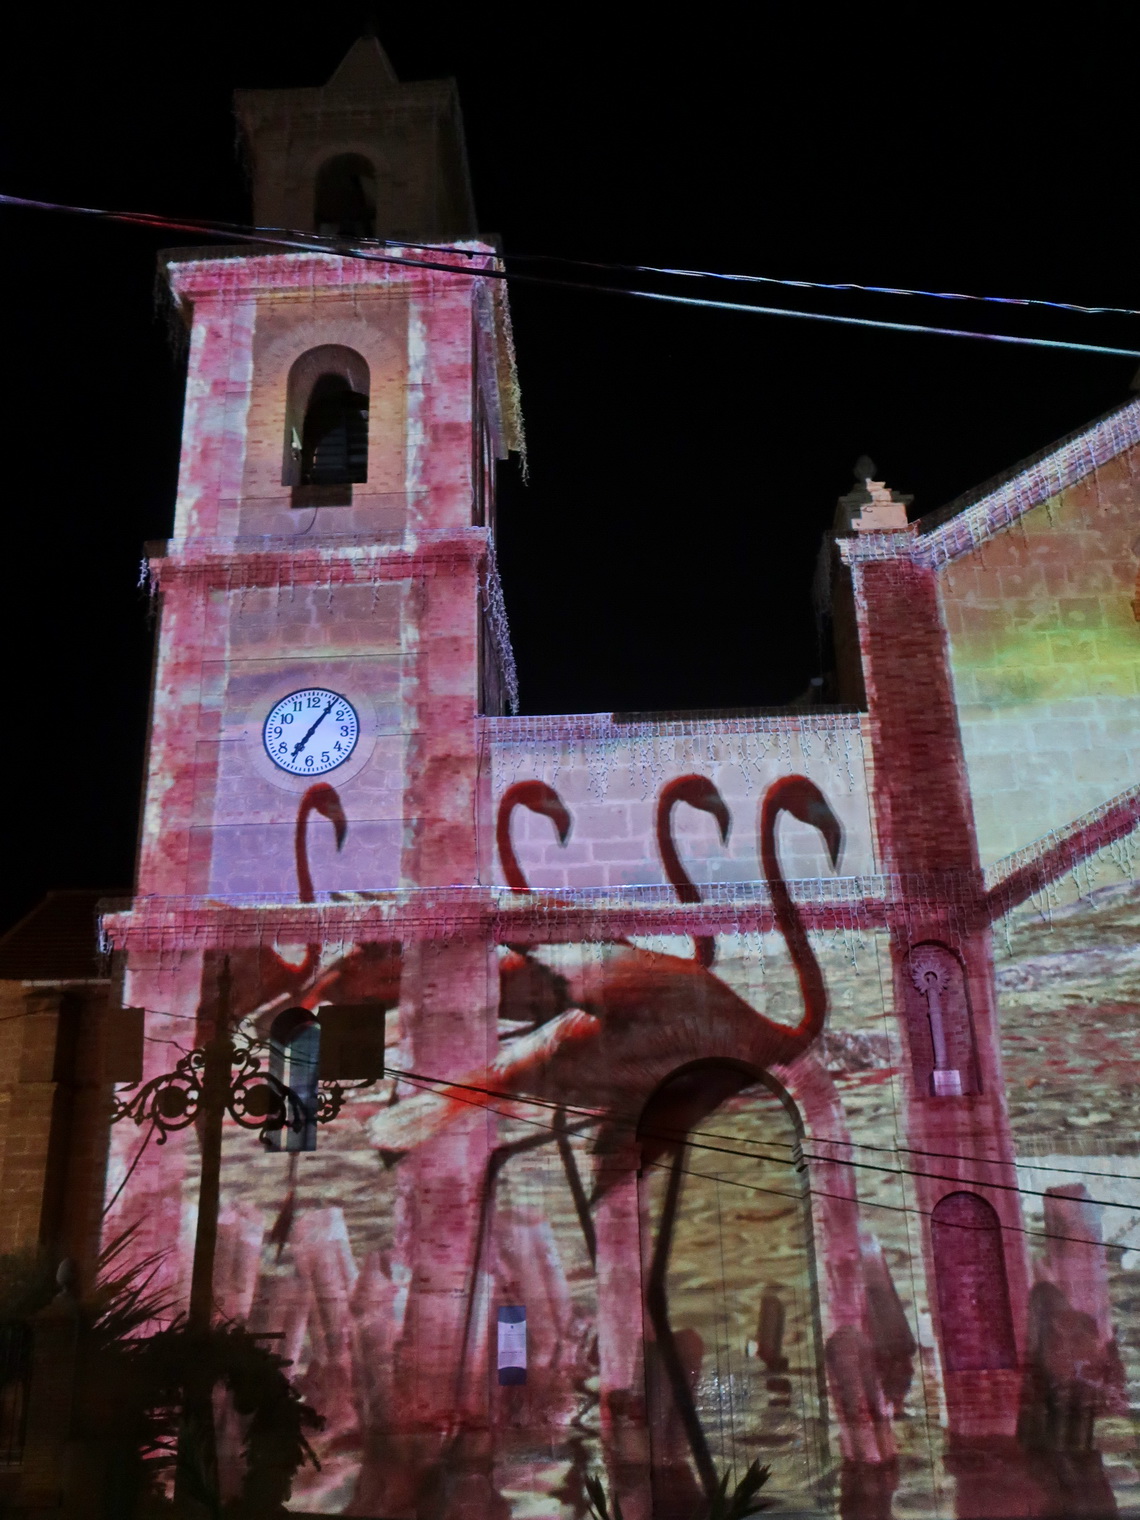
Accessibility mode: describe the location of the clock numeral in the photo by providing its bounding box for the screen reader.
[321,752,330,764]
[304,755,314,767]
[281,713,293,724]
[340,725,350,736]
[307,695,322,709]
[335,710,347,721]
[272,726,282,738]
[335,741,342,752]
[277,743,287,753]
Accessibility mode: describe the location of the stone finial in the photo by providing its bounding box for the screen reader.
[851,480,910,533]
[834,458,914,534]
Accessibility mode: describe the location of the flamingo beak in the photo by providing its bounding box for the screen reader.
[317,789,348,851]
[534,794,571,845]
[552,804,572,846]
[818,808,843,870]
[708,795,731,846]
[682,777,731,844]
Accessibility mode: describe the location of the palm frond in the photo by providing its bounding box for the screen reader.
[699,1458,773,1519]
[585,1469,624,1520]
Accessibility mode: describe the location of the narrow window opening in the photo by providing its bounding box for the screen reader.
[268,1006,320,1153]
[315,154,377,238]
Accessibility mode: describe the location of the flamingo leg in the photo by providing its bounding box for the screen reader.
[267,1150,300,1262]
[554,1109,597,1268]
[451,1116,598,1422]
[645,1142,718,1500]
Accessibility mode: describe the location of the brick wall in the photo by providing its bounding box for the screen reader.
[490,716,876,891]
[0,984,114,1282]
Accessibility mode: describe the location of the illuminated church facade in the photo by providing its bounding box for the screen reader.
[1,33,1139,1520]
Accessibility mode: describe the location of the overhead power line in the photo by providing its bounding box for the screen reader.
[378,1062,1140,1224]
[98,1010,1140,1203]
[505,252,1140,322]
[381,1062,1136,1255]
[2,192,1139,361]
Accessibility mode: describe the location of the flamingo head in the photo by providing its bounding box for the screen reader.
[503,780,572,845]
[662,774,731,844]
[301,782,347,851]
[766,775,843,870]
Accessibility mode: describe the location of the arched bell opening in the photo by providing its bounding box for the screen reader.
[282,344,370,506]
[635,1059,823,1518]
[314,152,377,238]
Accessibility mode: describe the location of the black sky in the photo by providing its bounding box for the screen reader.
[0,8,1136,933]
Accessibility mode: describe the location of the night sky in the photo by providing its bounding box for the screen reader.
[0,10,1136,933]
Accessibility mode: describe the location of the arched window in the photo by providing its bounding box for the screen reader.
[283,346,370,501]
[268,1006,321,1153]
[314,153,377,238]
[931,1192,1016,1371]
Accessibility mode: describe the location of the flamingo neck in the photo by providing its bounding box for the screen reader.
[761,799,827,1048]
[656,796,715,966]
[295,801,315,903]
[656,799,701,905]
[497,805,529,890]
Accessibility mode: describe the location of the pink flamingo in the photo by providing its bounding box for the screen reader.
[370,774,842,1167]
[294,782,347,904]
[496,780,576,1032]
[497,779,571,890]
[655,773,731,967]
[372,776,842,1494]
[290,791,402,1013]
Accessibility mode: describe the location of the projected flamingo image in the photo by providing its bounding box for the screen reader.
[80,33,1140,1520]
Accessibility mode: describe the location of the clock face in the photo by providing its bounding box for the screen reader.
[263,688,360,776]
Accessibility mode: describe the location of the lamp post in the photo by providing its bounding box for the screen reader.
[110,958,348,1501]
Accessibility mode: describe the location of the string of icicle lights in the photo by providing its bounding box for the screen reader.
[2,191,1139,361]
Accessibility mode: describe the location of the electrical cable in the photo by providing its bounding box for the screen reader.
[381,1064,1140,1240]
[500,252,1140,322]
[93,1004,1140,1206]
[101,1116,158,1219]
[2,192,1139,361]
[377,1060,1140,1218]
[377,1060,1132,1254]
[7,193,1138,323]
[8,990,1133,1205]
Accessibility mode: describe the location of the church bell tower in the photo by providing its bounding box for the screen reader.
[134,31,521,910]
[104,44,523,1482]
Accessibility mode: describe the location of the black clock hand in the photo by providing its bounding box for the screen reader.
[290,699,336,759]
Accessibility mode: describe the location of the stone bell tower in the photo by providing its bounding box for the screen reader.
[131,34,521,912]
[105,40,523,1465]
[234,32,477,241]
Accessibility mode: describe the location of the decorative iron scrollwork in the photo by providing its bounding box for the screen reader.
[112,1037,346,1146]
[111,1047,206,1142]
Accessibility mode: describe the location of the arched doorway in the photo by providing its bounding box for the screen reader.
[636,1062,825,1518]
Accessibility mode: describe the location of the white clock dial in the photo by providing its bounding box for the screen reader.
[263,688,359,776]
